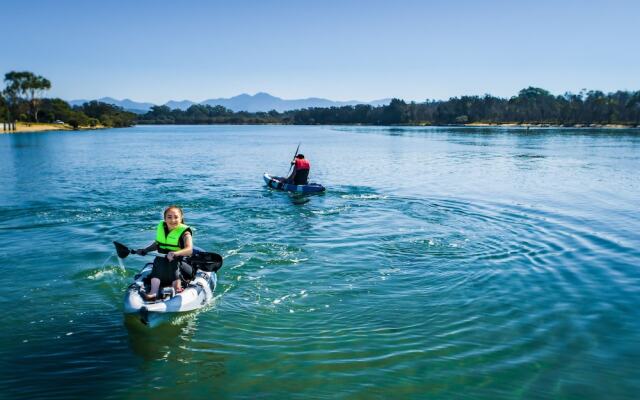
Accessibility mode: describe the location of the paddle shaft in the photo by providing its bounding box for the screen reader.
[129,251,185,261]
[287,142,301,176]
[138,251,164,258]
[114,241,223,272]
[114,241,170,260]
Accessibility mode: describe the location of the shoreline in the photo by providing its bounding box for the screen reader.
[1,122,106,134]
[463,122,637,129]
[2,122,638,135]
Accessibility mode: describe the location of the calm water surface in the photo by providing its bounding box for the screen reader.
[0,125,639,399]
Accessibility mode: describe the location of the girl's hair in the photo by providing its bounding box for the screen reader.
[163,205,185,224]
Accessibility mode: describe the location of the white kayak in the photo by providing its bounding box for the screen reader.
[118,245,223,326]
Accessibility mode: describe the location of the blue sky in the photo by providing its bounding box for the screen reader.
[1,0,638,103]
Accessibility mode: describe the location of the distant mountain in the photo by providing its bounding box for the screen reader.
[164,100,196,110]
[69,93,392,113]
[200,92,392,112]
[69,97,155,114]
[368,98,394,107]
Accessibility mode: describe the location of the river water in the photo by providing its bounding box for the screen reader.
[0,125,638,399]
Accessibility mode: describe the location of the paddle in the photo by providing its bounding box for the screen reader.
[190,250,224,273]
[113,241,162,259]
[286,142,301,178]
[113,241,224,273]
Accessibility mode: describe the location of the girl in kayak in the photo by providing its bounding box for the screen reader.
[135,205,193,301]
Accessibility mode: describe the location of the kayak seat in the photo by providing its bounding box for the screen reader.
[141,261,193,286]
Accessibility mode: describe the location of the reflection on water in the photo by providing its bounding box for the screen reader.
[124,315,196,360]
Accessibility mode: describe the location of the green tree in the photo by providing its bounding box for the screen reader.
[0,92,7,122]
[2,76,21,123]
[39,98,77,122]
[3,71,51,122]
[379,99,409,124]
[79,100,135,127]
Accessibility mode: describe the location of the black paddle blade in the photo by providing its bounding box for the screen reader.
[113,241,132,259]
[189,251,223,272]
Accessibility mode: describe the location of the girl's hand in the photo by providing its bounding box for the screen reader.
[167,252,176,261]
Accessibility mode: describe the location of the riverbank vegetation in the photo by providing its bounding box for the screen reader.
[3,70,639,131]
[1,71,136,130]
[137,87,640,127]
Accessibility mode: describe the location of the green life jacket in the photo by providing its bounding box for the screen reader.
[155,222,190,253]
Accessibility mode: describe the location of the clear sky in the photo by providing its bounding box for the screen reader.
[1,0,638,103]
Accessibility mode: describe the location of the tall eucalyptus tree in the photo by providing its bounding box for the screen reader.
[3,71,51,122]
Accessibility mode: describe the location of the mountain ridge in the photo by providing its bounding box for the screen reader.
[68,93,392,114]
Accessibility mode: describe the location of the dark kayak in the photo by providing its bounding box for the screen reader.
[263,173,326,193]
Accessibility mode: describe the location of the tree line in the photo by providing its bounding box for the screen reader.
[3,71,639,128]
[138,104,282,124]
[136,87,640,126]
[1,71,136,128]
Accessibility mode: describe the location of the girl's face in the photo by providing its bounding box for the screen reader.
[164,208,182,229]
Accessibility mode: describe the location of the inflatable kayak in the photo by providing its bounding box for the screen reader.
[121,247,223,325]
[264,173,325,193]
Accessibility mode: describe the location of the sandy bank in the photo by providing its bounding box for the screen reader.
[1,122,106,134]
